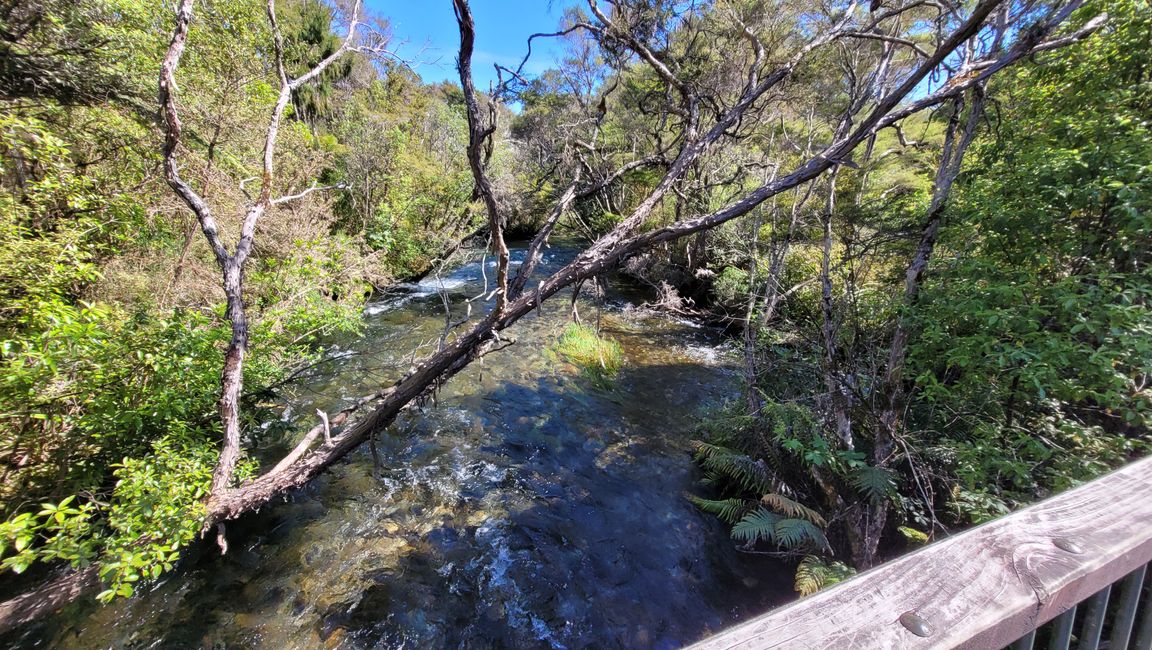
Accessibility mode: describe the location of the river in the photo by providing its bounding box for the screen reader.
[10,243,791,649]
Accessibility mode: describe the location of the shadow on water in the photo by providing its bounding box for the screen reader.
[8,246,796,649]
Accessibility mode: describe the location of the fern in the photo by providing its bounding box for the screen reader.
[773,518,830,550]
[731,508,830,551]
[687,496,756,525]
[731,507,782,544]
[794,556,857,597]
[690,442,831,552]
[851,465,895,504]
[761,493,827,527]
[691,441,774,494]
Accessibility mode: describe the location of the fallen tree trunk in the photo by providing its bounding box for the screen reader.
[203,0,1091,528]
[0,566,99,634]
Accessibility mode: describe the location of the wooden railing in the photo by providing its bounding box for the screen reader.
[690,456,1152,649]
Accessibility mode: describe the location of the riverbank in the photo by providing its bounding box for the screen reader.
[3,244,793,649]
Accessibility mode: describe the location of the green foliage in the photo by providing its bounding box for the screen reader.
[772,518,830,549]
[0,112,140,331]
[691,396,906,572]
[0,0,476,608]
[0,301,281,578]
[850,466,896,505]
[909,0,1152,520]
[712,266,750,310]
[280,0,355,125]
[0,0,158,104]
[686,496,755,525]
[948,487,1011,525]
[794,556,856,597]
[330,75,483,280]
[897,526,929,545]
[0,0,389,599]
[730,507,829,551]
[552,322,623,388]
[0,431,256,600]
[686,0,1152,573]
[692,440,774,494]
[690,434,832,554]
[0,497,97,575]
[729,507,781,543]
[95,433,257,601]
[761,493,827,527]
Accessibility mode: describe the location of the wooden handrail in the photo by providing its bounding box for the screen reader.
[689,456,1152,649]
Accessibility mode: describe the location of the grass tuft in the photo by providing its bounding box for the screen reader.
[553,322,623,387]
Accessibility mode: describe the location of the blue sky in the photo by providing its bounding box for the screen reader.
[367,1,575,89]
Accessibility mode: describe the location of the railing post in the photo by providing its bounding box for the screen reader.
[1077,587,1110,649]
[1110,565,1147,648]
[1134,567,1152,650]
[1010,629,1036,650]
[1049,608,1077,650]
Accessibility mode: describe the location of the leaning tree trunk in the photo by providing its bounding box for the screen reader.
[212,263,249,495]
[854,89,986,570]
[876,89,986,448]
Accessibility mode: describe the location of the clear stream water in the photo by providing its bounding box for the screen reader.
[11,244,790,649]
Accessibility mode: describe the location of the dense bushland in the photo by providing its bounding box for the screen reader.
[680,0,1150,579]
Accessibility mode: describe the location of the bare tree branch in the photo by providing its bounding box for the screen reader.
[453,0,510,315]
[159,0,375,505]
[270,182,347,205]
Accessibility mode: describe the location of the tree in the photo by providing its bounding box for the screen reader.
[157,0,395,533]
[0,0,134,104]
[909,0,1150,515]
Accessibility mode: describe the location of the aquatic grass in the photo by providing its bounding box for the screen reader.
[553,323,623,388]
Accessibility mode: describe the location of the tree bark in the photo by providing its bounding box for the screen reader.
[0,566,99,633]
[212,262,249,494]
[819,169,855,450]
[876,89,986,446]
[454,0,510,315]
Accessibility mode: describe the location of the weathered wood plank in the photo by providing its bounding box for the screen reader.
[689,456,1152,650]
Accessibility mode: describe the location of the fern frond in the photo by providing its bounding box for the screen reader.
[731,509,830,552]
[731,507,782,544]
[687,495,756,525]
[760,493,827,527]
[794,555,857,597]
[851,465,896,504]
[793,556,825,597]
[691,441,775,494]
[773,518,830,550]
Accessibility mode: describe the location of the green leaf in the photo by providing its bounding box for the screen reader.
[773,518,829,550]
[687,495,756,525]
[851,466,895,504]
[731,508,782,544]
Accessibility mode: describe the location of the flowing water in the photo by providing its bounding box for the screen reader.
[12,244,791,649]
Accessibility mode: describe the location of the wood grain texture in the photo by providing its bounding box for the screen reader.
[689,456,1152,650]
